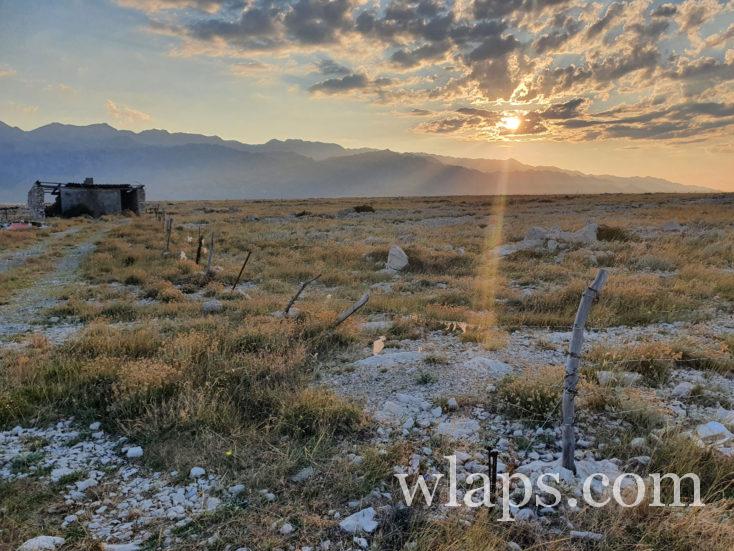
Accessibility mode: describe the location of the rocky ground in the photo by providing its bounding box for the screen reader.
[1,195,732,550]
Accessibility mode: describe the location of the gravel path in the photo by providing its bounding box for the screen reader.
[0,226,111,344]
[0,227,80,274]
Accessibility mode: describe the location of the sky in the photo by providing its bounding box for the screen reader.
[1,0,733,190]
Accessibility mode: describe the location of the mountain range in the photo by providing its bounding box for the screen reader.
[0,121,711,203]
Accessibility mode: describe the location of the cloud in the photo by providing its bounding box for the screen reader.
[124,0,734,144]
[316,58,352,76]
[309,72,369,93]
[106,99,152,124]
[0,66,16,78]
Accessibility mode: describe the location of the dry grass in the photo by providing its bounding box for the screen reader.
[1,193,733,549]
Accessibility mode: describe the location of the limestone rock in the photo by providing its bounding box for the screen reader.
[202,299,223,314]
[339,507,378,534]
[18,536,66,551]
[386,245,409,271]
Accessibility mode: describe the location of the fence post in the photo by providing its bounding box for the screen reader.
[206,232,215,275]
[561,269,608,473]
[232,250,252,291]
[164,216,173,254]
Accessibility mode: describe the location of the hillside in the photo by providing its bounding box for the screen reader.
[0,122,711,202]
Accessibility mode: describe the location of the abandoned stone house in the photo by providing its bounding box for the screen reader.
[28,178,145,219]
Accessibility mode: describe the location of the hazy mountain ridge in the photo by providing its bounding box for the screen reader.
[0,122,711,202]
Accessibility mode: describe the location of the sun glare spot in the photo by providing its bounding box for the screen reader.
[501,115,521,131]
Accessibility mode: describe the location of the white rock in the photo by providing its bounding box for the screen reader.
[101,545,142,551]
[126,446,143,459]
[570,531,604,542]
[464,357,511,377]
[447,398,459,411]
[339,507,378,534]
[189,466,206,478]
[671,382,694,398]
[630,437,646,450]
[290,466,315,483]
[279,522,295,535]
[353,536,368,548]
[435,418,480,441]
[228,484,246,496]
[202,299,223,314]
[696,421,734,445]
[18,536,66,551]
[386,245,409,271]
[89,421,102,431]
[355,351,424,369]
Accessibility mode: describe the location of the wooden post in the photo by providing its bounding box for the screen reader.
[232,250,252,291]
[206,233,215,274]
[332,293,369,328]
[561,269,608,473]
[195,226,204,265]
[283,274,321,316]
[164,216,173,253]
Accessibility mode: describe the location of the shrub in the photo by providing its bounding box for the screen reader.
[497,365,563,421]
[597,224,635,241]
[280,388,362,438]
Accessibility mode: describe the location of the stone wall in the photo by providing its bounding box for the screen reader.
[60,188,122,217]
[0,205,34,223]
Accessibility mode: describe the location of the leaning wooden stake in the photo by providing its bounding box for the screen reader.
[562,269,608,473]
[231,250,252,291]
[206,233,215,274]
[332,293,369,328]
[283,274,321,316]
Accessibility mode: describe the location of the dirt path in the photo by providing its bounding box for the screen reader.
[0,227,81,274]
[0,226,111,344]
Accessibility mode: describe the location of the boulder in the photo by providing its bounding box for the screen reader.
[385,245,409,271]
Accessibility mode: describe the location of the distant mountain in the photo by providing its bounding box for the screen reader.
[0,121,712,202]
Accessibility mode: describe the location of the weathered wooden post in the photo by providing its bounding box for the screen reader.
[164,216,173,253]
[206,233,215,275]
[232,250,252,291]
[195,226,204,265]
[561,269,608,473]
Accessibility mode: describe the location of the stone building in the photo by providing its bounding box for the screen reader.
[28,178,145,219]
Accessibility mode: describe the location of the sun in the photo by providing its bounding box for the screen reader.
[501,115,521,131]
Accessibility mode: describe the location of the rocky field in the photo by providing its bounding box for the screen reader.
[1,193,733,550]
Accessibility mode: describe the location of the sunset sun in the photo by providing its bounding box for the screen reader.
[502,115,521,131]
